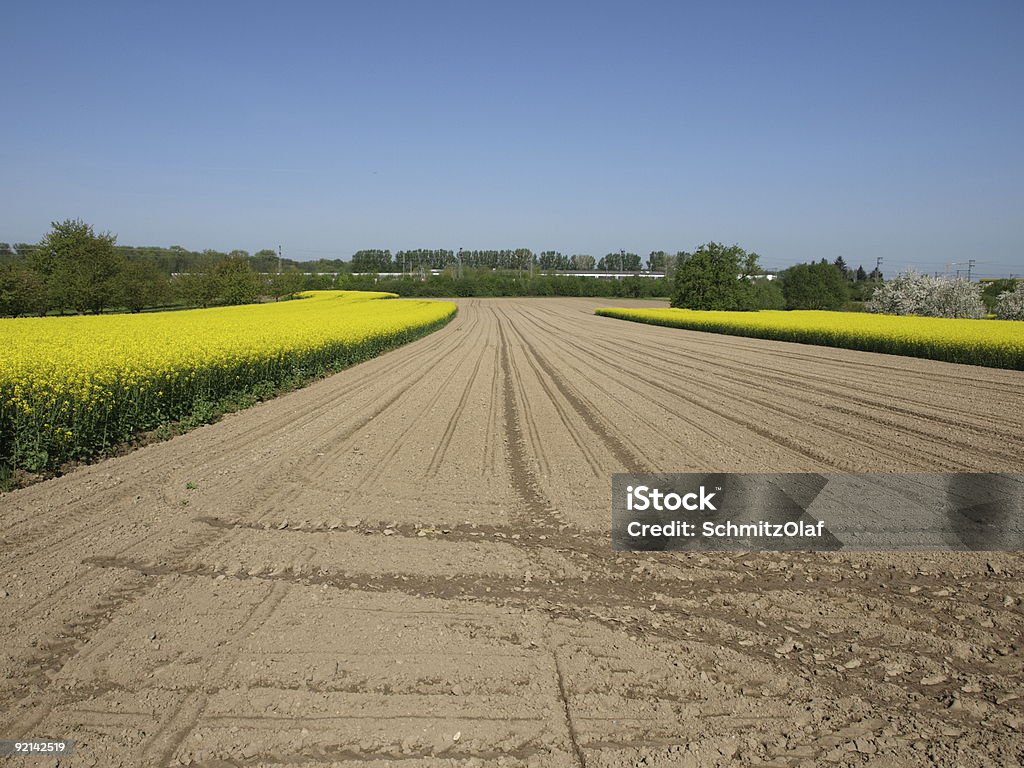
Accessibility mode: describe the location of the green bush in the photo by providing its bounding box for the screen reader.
[671,242,761,311]
[749,279,785,310]
[781,261,848,310]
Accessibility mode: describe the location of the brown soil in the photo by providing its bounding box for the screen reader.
[2,297,1022,767]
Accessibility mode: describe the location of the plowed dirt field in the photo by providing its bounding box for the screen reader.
[3,298,1023,767]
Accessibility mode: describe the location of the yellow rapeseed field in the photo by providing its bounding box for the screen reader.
[1,291,456,473]
[596,307,1024,370]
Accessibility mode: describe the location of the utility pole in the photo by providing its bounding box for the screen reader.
[967,259,976,281]
[875,256,883,279]
[277,245,282,275]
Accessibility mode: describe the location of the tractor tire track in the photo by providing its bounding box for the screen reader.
[3,297,1023,768]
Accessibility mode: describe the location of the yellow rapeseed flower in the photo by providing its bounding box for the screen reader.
[595,307,1024,370]
[0,291,456,471]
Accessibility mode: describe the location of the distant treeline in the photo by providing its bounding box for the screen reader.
[0,221,337,317]
[6,219,943,318]
[0,241,346,276]
[341,270,669,298]
[350,249,653,272]
[0,221,677,317]
[353,250,878,276]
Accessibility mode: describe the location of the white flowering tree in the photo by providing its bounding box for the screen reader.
[867,270,985,319]
[995,281,1024,320]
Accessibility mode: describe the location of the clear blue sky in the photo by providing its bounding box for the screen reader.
[3,1,1022,276]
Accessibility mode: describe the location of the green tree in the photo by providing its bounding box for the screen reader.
[538,251,571,270]
[175,270,217,307]
[598,252,641,271]
[781,261,849,310]
[114,258,171,312]
[211,257,263,305]
[749,278,786,309]
[250,248,278,273]
[0,262,49,316]
[352,249,393,272]
[269,268,306,300]
[32,219,124,314]
[647,251,670,271]
[671,242,760,310]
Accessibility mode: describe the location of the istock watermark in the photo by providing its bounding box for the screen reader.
[625,484,719,512]
[612,473,1024,551]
